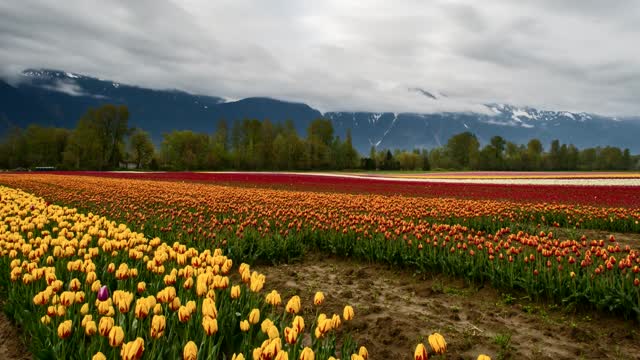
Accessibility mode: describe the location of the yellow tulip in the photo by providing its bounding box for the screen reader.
[85,320,97,336]
[299,347,315,360]
[240,320,250,332]
[284,326,298,344]
[274,351,288,360]
[343,305,354,321]
[477,355,492,360]
[414,343,428,360]
[249,308,260,324]
[40,315,51,325]
[292,316,305,333]
[92,352,107,360]
[358,346,369,360]
[183,341,198,360]
[428,333,447,354]
[231,285,241,299]
[80,303,90,315]
[202,297,217,318]
[120,337,145,360]
[331,314,341,330]
[113,290,134,313]
[267,325,279,340]
[202,316,218,336]
[135,298,150,319]
[285,295,301,314]
[137,282,146,293]
[57,319,72,339]
[151,315,166,339]
[98,316,114,337]
[313,291,325,306]
[265,290,282,306]
[261,318,274,333]
[108,326,125,347]
[170,296,181,312]
[350,355,364,360]
[231,354,245,360]
[178,305,192,323]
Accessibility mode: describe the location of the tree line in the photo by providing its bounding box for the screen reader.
[0,104,637,171]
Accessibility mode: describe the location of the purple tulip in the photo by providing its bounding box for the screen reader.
[97,285,109,301]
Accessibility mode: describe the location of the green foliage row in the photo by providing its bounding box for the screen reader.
[1,104,638,171]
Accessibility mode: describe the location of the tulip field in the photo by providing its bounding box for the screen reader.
[1,172,640,359]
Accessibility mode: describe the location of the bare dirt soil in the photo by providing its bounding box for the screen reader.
[257,254,640,360]
[0,310,30,360]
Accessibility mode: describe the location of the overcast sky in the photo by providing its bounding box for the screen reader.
[1,0,639,115]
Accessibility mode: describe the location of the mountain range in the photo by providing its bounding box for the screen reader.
[2,69,640,153]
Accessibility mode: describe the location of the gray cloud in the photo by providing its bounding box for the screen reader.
[1,0,640,116]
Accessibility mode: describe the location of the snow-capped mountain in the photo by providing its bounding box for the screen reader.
[2,69,640,153]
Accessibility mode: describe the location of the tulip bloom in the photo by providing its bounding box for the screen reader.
[265,290,282,306]
[343,305,354,321]
[231,354,245,360]
[97,285,109,301]
[98,316,114,337]
[151,315,166,339]
[92,352,107,360]
[183,341,198,360]
[249,308,260,324]
[202,316,218,336]
[57,320,72,339]
[239,320,250,332]
[414,343,428,360]
[285,296,301,314]
[85,320,97,336]
[428,333,447,354]
[477,355,492,360]
[231,285,241,299]
[358,346,368,360]
[284,326,298,344]
[202,298,217,318]
[121,337,145,360]
[292,316,305,333]
[300,347,315,360]
[108,326,125,347]
[314,292,325,306]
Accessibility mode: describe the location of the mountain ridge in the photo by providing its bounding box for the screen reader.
[2,69,640,153]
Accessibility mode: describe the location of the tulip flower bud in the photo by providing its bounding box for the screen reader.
[299,347,315,360]
[57,320,72,339]
[183,341,198,360]
[428,332,447,354]
[343,305,354,321]
[248,308,260,324]
[97,285,109,301]
[239,320,250,332]
[230,285,241,299]
[414,343,428,360]
[313,292,325,306]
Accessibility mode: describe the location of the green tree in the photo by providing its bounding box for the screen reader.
[63,104,130,170]
[446,132,480,169]
[526,139,543,170]
[128,129,155,169]
[161,130,210,170]
[307,119,334,169]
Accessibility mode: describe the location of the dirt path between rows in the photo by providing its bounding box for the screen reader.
[0,310,30,360]
[258,254,640,360]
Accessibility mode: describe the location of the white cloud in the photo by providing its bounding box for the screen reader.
[1,0,640,116]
